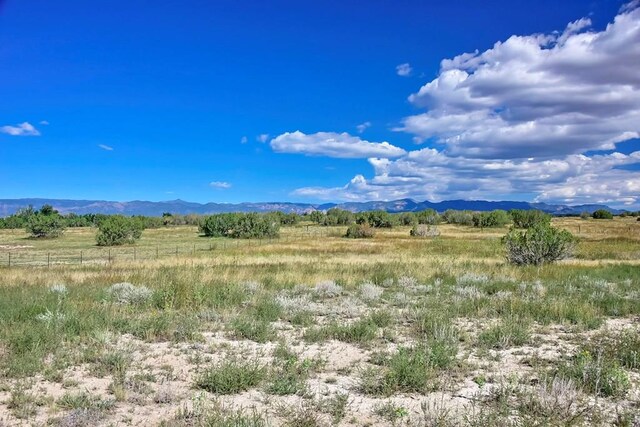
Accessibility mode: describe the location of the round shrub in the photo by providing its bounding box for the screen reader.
[96,215,144,246]
[25,214,66,238]
[344,223,374,238]
[502,223,577,266]
[592,209,613,219]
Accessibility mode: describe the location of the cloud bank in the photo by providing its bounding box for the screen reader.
[270,131,406,159]
[285,5,640,207]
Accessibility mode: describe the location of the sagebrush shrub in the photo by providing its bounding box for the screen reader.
[502,223,576,266]
[360,281,383,302]
[313,280,343,298]
[410,224,440,237]
[107,283,153,305]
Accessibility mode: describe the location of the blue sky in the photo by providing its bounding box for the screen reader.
[1,0,639,207]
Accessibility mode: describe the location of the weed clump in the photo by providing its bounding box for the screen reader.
[106,283,153,305]
[561,349,630,397]
[195,359,266,394]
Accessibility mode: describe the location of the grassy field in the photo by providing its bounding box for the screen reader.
[0,217,639,426]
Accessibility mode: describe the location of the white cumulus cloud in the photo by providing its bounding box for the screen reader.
[287,6,640,208]
[256,134,269,143]
[1,122,41,136]
[400,6,640,159]
[210,181,232,189]
[270,131,406,159]
[356,121,371,133]
[396,63,413,77]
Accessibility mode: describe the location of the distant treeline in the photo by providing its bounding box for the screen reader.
[1,204,637,234]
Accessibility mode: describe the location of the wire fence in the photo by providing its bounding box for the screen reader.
[1,222,638,268]
[0,227,343,268]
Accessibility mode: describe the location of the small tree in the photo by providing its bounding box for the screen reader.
[344,223,374,238]
[308,210,325,224]
[442,209,474,226]
[509,209,551,228]
[415,209,440,225]
[502,223,577,266]
[592,209,613,220]
[96,215,144,246]
[356,210,393,228]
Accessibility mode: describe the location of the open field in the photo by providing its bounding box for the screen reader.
[1,217,640,426]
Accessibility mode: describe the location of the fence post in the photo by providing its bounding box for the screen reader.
[47,252,50,268]
[108,249,111,263]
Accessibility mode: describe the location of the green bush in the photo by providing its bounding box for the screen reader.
[356,210,394,228]
[592,209,613,219]
[321,208,354,226]
[199,213,238,237]
[344,223,375,238]
[414,209,440,225]
[25,213,66,238]
[502,223,577,266]
[231,213,279,238]
[96,215,144,246]
[199,213,279,238]
[509,209,551,228]
[472,210,511,228]
[442,209,474,226]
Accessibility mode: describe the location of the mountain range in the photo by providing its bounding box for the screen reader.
[0,198,623,217]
